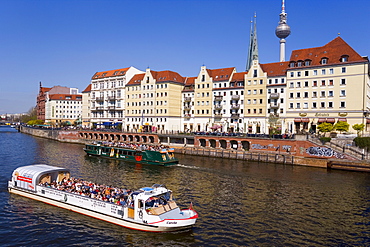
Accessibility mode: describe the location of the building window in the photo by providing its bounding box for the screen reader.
[289,103,293,109]
[341,56,348,62]
[321,91,326,97]
[321,80,326,86]
[253,70,257,77]
[321,102,325,108]
[296,103,300,109]
[340,101,346,108]
[312,102,317,108]
[304,92,309,98]
[289,82,294,88]
[296,92,301,98]
[289,93,294,98]
[313,70,317,76]
[312,91,317,98]
[296,81,301,88]
[313,81,318,87]
[305,71,309,76]
[340,90,346,96]
[304,81,309,87]
[329,80,334,86]
[328,91,334,97]
[329,68,334,74]
[303,102,308,109]
[321,58,328,64]
[342,67,346,73]
[341,79,346,85]
[322,69,326,75]
[290,72,294,77]
[328,102,333,108]
[297,72,301,77]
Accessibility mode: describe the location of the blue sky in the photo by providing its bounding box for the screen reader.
[0,0,369,114]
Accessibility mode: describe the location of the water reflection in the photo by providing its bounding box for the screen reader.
[1,130,369,246]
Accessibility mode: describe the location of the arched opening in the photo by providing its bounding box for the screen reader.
[230,140,238,150]
[209,139,216,148]
[219,140,227,149]
[199,139,206,147]
[241,141,250,151]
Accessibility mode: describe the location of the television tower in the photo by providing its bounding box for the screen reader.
[275,0,291,62]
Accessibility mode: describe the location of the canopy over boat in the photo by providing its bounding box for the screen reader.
[11,164,70,191]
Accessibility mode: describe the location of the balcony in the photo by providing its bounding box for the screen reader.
[269,93,280,99]
[214,104,223,110]
[93,106,104,110]
[231,95,240,100]
[231,104,240,110]
[214,96,223,101]
[270,103,280,109]
[184,105,192,110]
[95,97,104,101]
[231,114,240,119]
[184,97,192,102]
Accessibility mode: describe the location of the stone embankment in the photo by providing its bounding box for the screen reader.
[19,125,370,172]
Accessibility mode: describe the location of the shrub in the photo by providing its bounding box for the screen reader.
[319,137,331,144]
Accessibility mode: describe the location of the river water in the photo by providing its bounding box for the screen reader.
[0,126,369,246]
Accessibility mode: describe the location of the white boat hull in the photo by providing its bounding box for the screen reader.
[8,185,197,232]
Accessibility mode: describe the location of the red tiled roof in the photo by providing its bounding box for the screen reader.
[151,70,185,84]
[207,67,235,81]
[48,94,82,100]
[289,37,366,67]
[82,84,91,93]
[184,77,196,86]
[40,87,51,93]
[126,73,145,86]
[92,67,130,79]
[230,72,247,82]
[260,62,289,76]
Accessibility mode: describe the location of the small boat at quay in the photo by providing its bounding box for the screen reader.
[83,142,179,166]
[8,164,198,232]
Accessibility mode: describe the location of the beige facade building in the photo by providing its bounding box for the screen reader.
[125,69,185,132]
[285,37,370,134]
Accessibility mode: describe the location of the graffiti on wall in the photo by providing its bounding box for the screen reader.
[251,143,292,152]
[306,146,345,159]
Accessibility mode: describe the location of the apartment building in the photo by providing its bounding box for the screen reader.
[285,37,370,133]
[81,84,91,128]
[125,68,185,132]
[90,66,143,128]
[244,60,268,133]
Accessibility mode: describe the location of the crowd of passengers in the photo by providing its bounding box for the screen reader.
[96,141,171,152]
[39,177,171,209]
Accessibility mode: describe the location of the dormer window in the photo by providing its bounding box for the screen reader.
[297,61,303,67]
[304,60,311,66]
[321,57,328,65]
[289,61,295,67]
[341,55,349,62]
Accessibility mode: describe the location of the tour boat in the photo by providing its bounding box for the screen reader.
[8,164,198,232]
[83,143,179,166]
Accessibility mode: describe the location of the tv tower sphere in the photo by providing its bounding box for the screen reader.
[275,22,291,39]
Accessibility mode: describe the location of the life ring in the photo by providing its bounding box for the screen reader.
[138,210,143,219]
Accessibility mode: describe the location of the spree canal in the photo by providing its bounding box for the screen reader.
[0,127,369,246]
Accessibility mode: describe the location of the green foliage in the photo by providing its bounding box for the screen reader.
[352,123,365,137]
[353,137,370,150]
[27,119,44,125]
[334,121,349,132]
[319,137,331,144]
[317,122,334,133]
[20,107,37,123]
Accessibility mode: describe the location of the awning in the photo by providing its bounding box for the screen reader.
[318,118,326,123]
[294,118,302,123]
[103,122,111,126]
[301,118,310,122]
[338,118,347,122]
[210,125,221,129]
[326,118,335,123]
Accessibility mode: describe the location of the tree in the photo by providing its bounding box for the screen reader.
[268,114,281,136]
[20,107,37,123]
[352,123,365,137]
[334,121,349,133]
[317,122,334,137]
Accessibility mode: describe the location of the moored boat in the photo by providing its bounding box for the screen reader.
[83,142,179,166]
[8,164,198,232]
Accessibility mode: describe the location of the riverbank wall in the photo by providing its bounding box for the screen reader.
[19,126,370,172]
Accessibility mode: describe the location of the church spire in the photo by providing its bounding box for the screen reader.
[246,13,258,71]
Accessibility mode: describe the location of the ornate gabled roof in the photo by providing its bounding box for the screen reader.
[91,67,130,80]
[206,67,235,82]
[126,73,145,86]
[260,61,289,77]
[289,37,366,68]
